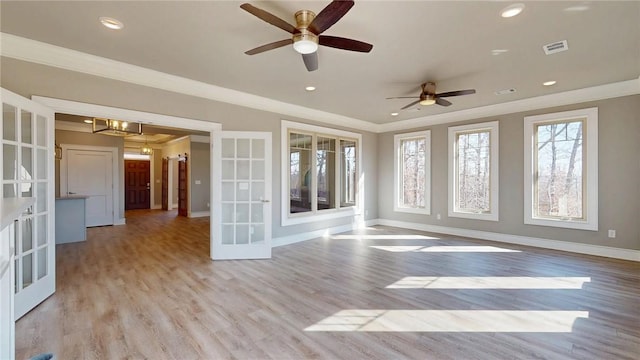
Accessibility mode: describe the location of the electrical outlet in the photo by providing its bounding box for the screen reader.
[608,230,616,238]
[437,213,441,220]
[207,202,210,208]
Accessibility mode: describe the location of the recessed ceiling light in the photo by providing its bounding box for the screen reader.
[390,112,399,116]
[491,49,509,56]
[500,3,525,18]
[564,5,590,12]
[305,86,316,92]
[100,17,124,30]
[83,119,93,124]
[543,80,557,86]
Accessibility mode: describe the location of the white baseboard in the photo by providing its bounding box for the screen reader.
[151,204,162,210]
[189,211,210,218]
[114,217,126,226]
[373,219,640,262]
[272,218,377,248]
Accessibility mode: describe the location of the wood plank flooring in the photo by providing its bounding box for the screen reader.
[16,209,640,359]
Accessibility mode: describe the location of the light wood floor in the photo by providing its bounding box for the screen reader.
[16,210,640,359]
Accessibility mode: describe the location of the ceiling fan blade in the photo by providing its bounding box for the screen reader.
[319,35,373,52]
[386,96,419,100]
[245,39,293,55]
[240,3,297,34]
[401,100,421,110]
[436,89,476,98]
[308,0,354,34]
[435,97,452,107]
[302,52,318,72]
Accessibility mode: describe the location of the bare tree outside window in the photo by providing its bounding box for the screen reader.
[401,138,426,208]
[534,120,584,219]
[456,131,491,213]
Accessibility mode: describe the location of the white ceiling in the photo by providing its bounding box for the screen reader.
[1,1,639,126]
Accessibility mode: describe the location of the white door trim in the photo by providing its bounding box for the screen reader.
[60,144,120,225]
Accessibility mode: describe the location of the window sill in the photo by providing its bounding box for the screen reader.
[282,207,359,227]
[394,206,430,215]
[448,210,498,222]
[525,217,597,231]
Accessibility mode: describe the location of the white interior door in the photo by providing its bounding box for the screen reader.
[65,149,114,227]
[212,131,272,260]
[1,88,56,320]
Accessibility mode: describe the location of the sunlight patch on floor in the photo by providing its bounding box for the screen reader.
[386,276,591,289]
[370,245,520,253]
[332,234,440,240]
[305,310,588,332]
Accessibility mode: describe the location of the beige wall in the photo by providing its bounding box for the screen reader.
[378,95,640,251]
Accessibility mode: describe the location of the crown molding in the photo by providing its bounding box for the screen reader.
[0,33,374,132]
[3,33,638,135]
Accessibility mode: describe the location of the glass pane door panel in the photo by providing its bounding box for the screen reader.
[22,218,33,252]
[236,225,249,244]
[251,182,264,201]
[3,184,17,198]
[237,160,250,179]
[22,253,33,289]
[222,203,234,222]
[222,138,235,158]
[252,139,265,159]
[36,115,47,146]
[251,225,264,244]
[252,160,265,180]
[37,215,47,246]
[221,182,234,201]
[22,147,33,180]
[222,160,235,180]
[37,248,47,280]
[37,149,47,179]
[236,182,249,201]
[222,225,234,244]
[237,139,250,158]
[21,110,33,144]
[251,204,263,222]
[3,103,17,141]
[21,182,33,198]
[236,204,249,222]
[3,144,17,180]
[36,183,47,213]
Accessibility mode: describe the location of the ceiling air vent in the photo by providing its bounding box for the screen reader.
[543,40,569,55]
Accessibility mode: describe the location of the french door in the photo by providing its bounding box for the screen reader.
[1,88,56,319]
[212,131,272,260]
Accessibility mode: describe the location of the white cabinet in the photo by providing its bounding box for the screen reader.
[1,198,35,360]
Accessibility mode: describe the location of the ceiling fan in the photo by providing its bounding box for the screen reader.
[240,0,373,72]
[387,82,476,110]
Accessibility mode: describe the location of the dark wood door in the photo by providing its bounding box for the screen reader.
[125,160,150,210]
[178,157,188,217]
[162,158,168,210]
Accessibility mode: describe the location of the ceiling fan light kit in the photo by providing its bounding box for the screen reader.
[387,81,476,111]
[241,1,373,71]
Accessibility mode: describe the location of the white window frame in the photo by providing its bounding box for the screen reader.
[524,107,598,231]
[448,121,499,221]
[394,130,431,215]
[281,120,362,227]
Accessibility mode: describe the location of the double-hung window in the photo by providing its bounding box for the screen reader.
[282,120,361,226]
[448,121,499,221]
[524,108,598,230]
[394,130,431,214]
